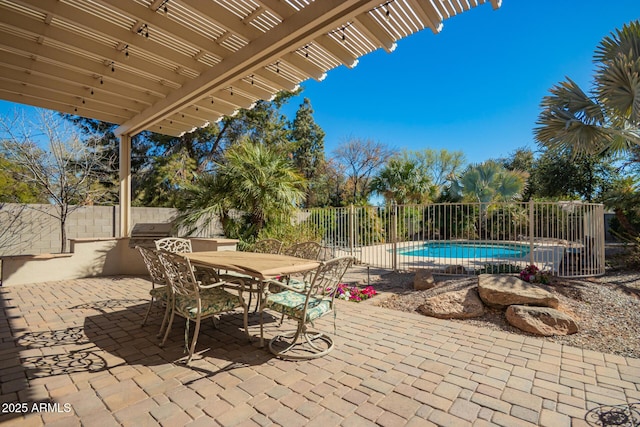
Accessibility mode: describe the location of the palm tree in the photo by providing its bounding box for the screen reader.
[601,176,640,237]
[370,158,432,205]
[449,161,527,203]
[178,139,306,238]
[534,20,640,156]
[448,161,528,240]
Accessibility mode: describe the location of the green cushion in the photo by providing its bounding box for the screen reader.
[286,278,307,290]
[174,288,243,319]
[266,290,331,322]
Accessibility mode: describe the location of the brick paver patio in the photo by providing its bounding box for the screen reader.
[0,273,638,426]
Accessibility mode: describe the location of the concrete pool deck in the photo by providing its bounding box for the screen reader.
[331,240,571,276]
[0,271,637,426]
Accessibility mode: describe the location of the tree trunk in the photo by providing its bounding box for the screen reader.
[60,217,67,253]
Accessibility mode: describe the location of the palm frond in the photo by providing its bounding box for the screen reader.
[596,55,640,123]
[594,20,640,64]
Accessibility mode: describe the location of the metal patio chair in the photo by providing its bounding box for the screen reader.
[283,241,322,260]
[252,238,283,254]
[155,237,192,253]
[156,251,247,365]
[260,256,354,360]
[136,246,173,337]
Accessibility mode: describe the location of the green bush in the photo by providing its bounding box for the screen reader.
[256,219,321,249]
[475,264,522,275]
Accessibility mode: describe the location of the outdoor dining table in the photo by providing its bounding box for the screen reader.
[183,251,320,281]
[182,251,321,345]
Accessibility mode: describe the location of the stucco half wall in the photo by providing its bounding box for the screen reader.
[0,238,237,286]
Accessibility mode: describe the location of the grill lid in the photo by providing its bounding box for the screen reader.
[129,222,174,248]
[130,222,173,237]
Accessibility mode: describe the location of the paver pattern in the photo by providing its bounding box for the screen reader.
[0,275,638,426]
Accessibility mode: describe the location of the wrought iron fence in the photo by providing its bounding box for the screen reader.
[291,202,605,277]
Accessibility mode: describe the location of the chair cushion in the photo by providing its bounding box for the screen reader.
[149,286,167,299]
[266,291,331,322]
[174,288,243,319]
[286,278,307,291]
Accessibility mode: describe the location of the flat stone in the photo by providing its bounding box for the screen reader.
[418,288,484,319]
[478,274,558,308]
[506,305,578,336]
[414,269,436,290]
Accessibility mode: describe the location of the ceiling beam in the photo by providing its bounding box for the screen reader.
[184,0,262,42]
[0,79,133,120]
[0,65,148,113]
[406,0,443,34]
[252,68,299,92]
[0,10,186,89]
[258,0,293,20]
[93,0,228,60]
[0,89,129,125]
[353,13,397,53]
[282,52,326,81]
[14,0,205,77]
[116,0,385,136]
[315,34,359,68]
[0,48,160,105]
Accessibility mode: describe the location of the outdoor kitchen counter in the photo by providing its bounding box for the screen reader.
[1,237,238,286]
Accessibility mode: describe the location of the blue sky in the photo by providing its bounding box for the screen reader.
[282,0,640,163]
[1,0,638,165]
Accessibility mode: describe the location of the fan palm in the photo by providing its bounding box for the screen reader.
[534,20,640,156]
[177,139,306,237]
[601,176,640,236]
[450,161,527,204]
[370,158,432,205]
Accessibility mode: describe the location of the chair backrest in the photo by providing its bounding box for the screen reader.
[253,239,283,254]
[306,256,355,307]
[136,246,166,285]
[155,237,192,253]
[283,241,322,260]
[156,251,199,299]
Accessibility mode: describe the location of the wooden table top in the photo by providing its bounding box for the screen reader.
[183,251,320,280]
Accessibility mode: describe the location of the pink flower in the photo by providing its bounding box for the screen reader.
[361,286,377,297]
[331,284,378,302]
[519,265,551,284]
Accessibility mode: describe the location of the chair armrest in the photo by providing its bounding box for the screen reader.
[220,277,249,293]
[198,280,229,290]
[194,265,221,283]
[263,278,307,295]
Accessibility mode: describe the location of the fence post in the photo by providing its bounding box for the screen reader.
[392,204,398,271]
[349,204,355,257]
[529,200,535,266]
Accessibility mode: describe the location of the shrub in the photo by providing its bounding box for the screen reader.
[475,264,521,275]
[519,264,551,284]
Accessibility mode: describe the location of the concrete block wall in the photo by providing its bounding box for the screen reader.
[0,203,211,256]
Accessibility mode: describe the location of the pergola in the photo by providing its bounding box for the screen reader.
[0,0,501,236]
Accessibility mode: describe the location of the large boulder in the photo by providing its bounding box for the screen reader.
[418,288,484,319]
[506,305,578,336]
[478,274,558,309]
[414,270,436,291]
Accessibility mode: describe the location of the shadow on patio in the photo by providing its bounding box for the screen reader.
[1,275,638,426]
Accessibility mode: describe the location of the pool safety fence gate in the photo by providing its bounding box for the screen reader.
[291,202,605,278]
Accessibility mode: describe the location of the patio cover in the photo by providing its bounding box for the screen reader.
[0,0,501,236]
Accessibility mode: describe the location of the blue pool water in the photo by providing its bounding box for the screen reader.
[399,242,530,259]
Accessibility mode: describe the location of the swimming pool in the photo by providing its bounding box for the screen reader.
[398,241,531,259]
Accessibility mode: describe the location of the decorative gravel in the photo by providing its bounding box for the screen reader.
[370,269,640,359]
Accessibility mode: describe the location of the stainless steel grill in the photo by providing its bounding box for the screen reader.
[128,223,173,249]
